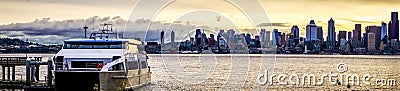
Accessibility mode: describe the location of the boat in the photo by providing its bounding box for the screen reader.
[52,23,151,91]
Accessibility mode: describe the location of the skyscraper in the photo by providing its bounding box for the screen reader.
[171,31,175,45]
[338,31,347,44]
[366,26,382,48]
[381,22,387,40]
[291,25,300,45]
[327,18,336,51]
[389,12,399,41]
[328,18,335,42]
[367,33,376,52]
[306,20,318,41]
[266,31,271,45]
[195,29,202,38]
[353,24,362,47]
[161,31,165,45]
[291,25,300,39]
[218,29,224,36]
[317,26,324,41]
[260,29,266,47]
[348,32,352,41]
[272,29,279,47]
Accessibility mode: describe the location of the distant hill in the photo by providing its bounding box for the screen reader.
[0,38,33,46]
[0,38,62,53]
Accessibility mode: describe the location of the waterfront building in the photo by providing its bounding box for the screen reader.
[291,25,300,45]
[366,26,382,49]
[280,33,286,47]
[161,31,165,45]
[381,22,387,40]
[348,32,352,42]
[327,18,336,51]
[265,31,271,46]
[317,26,324,42]
[272,29,279,47]
[306,20,318,41]
[291,25,300,39]
[389,12,399,41]
[367,33,376,52]
[171,31,175,46]
[338,31,347,44]
[353,24,362,47]
[208,34,216,46]
[218,29,224,36]
[260,29,266,47]
[195,29,202,38]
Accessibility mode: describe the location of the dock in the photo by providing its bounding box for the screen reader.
[0,56,54,91]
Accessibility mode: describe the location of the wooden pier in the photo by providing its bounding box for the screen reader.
[0,57,54,91]
[0,57,42,82]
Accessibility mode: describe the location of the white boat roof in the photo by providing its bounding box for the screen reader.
[64,38,142,45]
[55,49,125,58]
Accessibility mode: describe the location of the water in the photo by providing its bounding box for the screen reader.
[0,54,399,90]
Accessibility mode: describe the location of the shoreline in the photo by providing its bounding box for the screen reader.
[147,54,400,59]
[0,53,400,59]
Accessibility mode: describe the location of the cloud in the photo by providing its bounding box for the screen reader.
[256,22,290,27]
[0,16,214,44]
[338,18,378,23]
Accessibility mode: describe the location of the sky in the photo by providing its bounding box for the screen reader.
[0,0,399,44]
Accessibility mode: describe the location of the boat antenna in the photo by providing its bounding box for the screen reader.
[83,25,88,38]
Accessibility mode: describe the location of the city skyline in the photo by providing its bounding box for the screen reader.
[1,0,399,29]
[0,0,399,44]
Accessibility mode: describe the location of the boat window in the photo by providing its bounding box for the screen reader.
[71,61,103,68]
[78,45,92,49]
[93,45,108,49]
[63,42,125,49]
[64,44,78,49]
[110,44,124,49]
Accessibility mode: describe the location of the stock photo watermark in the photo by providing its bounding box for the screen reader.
[257,63,396,87]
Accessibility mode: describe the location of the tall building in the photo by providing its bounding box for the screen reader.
[366,26,382,48]
[291,25,300,39]
[317,26,324,41]
[348,32,352,41]
[381,22,387,40]
[218,29,224,36]
[208,34,216,46]
[306,20,318,41]
[161,31,165,45]
[327,18,336,51]
[328,18,336,42]
[362,33,368,48]
[367,33,376,52]
[171,31,175,45]
[266,31,271,45]
[272,29,279,47]
[201,33,208,46]
[260,29,266,47]
[353,24,362,47]
[389,12,399,41]
[338,31,347,44]
[195,29,202,38]
[280,33,286,46]
[291,25,300,45]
